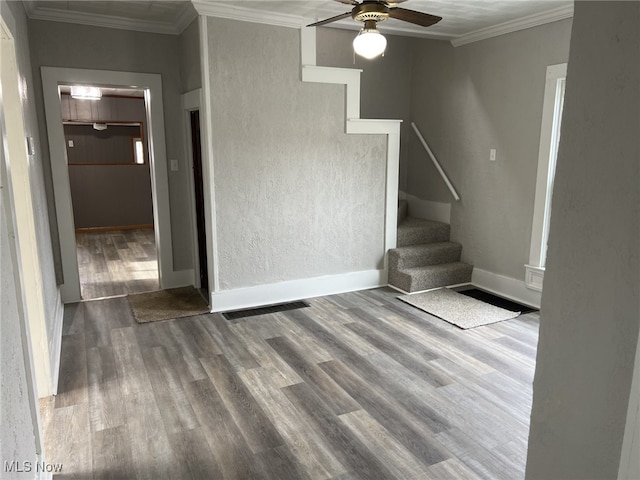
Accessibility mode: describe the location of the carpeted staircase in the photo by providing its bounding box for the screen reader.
[389,200,473,292]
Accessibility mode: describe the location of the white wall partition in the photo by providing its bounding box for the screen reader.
[197,15,401,312]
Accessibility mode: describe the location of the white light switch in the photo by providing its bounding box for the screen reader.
[68,140,74,148]
[170,159,179,171]
[26,137,35,155]
[489,148,497,161]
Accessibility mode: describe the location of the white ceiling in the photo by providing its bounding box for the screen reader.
[24,0,574,46]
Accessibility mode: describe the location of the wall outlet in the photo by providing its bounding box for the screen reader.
[170,159,179,171]
[490,148,497,161]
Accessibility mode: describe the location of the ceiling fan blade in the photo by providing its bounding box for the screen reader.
[333,0,358,4]
[387,8,442,27]
[307,12,352,27]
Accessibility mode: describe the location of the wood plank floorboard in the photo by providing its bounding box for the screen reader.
[76,229,159,300]
[42,287,539,479]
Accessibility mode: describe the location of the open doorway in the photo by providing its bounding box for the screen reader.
[58,85,159,300]
[42,68,176,304]
[189,109,209,299]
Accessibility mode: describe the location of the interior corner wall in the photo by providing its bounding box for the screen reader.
[316,27,413,192]
[409,19,572,282]
[3,0,61,378]
[179,18,201,92]
[205,17,387,290]
[27,19,194,270]
[526,2,640,478]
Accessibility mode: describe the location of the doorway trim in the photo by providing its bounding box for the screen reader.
[42,67,174,303]
[526,62,567,293]
[181,88,214,308]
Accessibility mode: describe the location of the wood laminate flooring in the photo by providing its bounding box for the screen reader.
[76,229,159,300]
[40,287,539,479]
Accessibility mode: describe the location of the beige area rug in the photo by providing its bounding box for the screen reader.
[398,288,520,329]
[127,287,210,324]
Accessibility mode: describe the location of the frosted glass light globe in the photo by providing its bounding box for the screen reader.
[353,29,387,59]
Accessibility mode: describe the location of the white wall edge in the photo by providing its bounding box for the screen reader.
[451,5,574,47]
[199,16,221,295]
[346,118,401,135]
[472,267,541,309]
[300,26,399,272]
[302,65,362,120]
[36,452,53,480]
[49,289,64,394]
[211,269,386,313]
[618,318,640,480]
[529,63,567,268]
[181,88,202,292]
[399,192,451,224]
[181,88,201,111]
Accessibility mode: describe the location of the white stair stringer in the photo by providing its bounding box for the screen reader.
[300,26,401,275]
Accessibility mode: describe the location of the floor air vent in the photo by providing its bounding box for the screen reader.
[222,300,310,320]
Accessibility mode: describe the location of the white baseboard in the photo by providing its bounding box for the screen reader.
[211,269,386,312]
[525,264,545,292]
[399,192,451,224]
[50,289,64,396]
[471,267,541,309]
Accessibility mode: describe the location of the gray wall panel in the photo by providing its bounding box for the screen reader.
[206,17,387,290]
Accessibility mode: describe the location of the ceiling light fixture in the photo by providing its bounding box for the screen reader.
[353,20,387,59]
[70,85,102,100]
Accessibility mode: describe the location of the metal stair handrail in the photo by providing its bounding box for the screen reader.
[411,122,460,201]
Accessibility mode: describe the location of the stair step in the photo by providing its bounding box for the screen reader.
[389,262,473,293]
[397,217,450,247]
[389,242,463,270]
[398,199,408,225]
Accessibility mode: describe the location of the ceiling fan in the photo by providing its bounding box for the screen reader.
[307,0,442,59]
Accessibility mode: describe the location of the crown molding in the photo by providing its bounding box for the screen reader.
[23,1,197,36]
[192,1,307,29]
[451,4,574,47]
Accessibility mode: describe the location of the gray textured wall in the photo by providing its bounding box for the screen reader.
[28,19,194,270]
[410,19,573,280]
[206,17,387,289]
[0,167,38,478]
[316,28,413,191]
[526,2,640,478]
[179,18,201,92]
